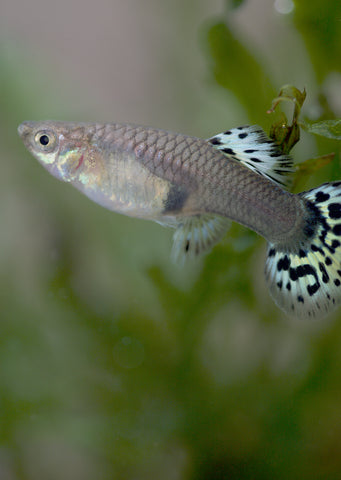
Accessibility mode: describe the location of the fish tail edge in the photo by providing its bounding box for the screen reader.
[265,181,341,319]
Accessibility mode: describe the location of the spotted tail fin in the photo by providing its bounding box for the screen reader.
[265,182,341,319]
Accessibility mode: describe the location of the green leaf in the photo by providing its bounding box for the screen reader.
[206,22,276,124]
[226,0,245,9]
[267,85,306,153]
[293,0,341,81]
[293,153,335,191]
[267,85,306,120]
[269,117,300,155]
[301,119,341,140]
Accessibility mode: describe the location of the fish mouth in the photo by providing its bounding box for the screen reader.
[17,121,39,147]
[17,121,36,138]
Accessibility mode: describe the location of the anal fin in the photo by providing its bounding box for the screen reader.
[171,214,230,264]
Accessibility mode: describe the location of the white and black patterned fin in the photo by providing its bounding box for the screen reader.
[265,182,341,319]
[207,125,293,188]
[171,214,230,264]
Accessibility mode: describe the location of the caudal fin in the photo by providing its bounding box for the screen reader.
[265,181,341,319]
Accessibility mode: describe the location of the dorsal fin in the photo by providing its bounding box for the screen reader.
[207,125,293,188]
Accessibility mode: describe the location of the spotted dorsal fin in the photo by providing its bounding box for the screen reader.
[171,214,230,264]
[207,125,293,188]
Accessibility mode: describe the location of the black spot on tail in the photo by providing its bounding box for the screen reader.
[311,244,325,256]
[333,225,341,236]
[304,200,333,253]
[308,283,320,296]
[319,262,329,283]
[288,263,321,297]
[277,255,290,272]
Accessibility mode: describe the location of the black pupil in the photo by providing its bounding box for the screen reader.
[39,134,50,146]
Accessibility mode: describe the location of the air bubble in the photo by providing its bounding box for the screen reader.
[274,0,294,14]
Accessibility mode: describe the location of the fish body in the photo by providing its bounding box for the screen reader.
[18,120,341,319]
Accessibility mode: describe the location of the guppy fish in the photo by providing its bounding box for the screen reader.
[18,120,341,319]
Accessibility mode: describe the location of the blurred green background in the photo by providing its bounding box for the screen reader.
[1,0,341,478]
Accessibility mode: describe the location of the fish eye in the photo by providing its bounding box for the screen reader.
[39,134,50,146]
[34,130,57,151]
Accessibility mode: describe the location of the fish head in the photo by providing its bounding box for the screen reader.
[18,121,94,183]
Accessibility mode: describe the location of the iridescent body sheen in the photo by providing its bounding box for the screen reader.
[18,120,341,320]
[18,121,305,241]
